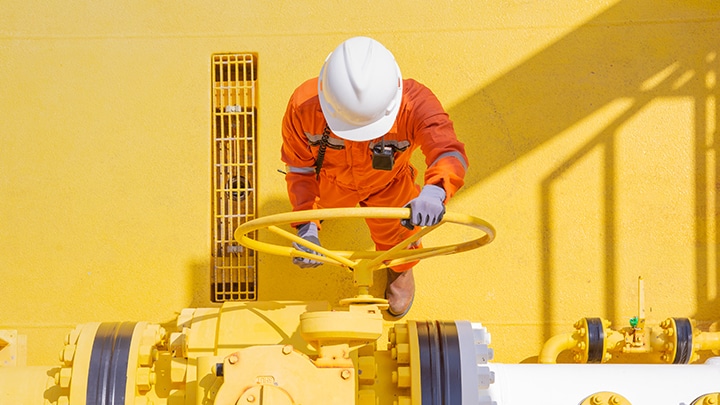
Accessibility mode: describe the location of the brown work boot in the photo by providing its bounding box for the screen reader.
[385,268,415,318]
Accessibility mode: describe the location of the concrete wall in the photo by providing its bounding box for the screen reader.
[1,0,719,364]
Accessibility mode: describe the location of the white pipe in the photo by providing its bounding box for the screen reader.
[485,361,720,405]
[457,322,720,405]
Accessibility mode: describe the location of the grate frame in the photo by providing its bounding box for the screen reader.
[210,53,258,302]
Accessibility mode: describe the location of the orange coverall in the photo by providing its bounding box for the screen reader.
[281,78,469,270]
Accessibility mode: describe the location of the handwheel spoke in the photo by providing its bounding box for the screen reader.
[268,225,359,269]
[237,233,349,267]
[365,222,436,269]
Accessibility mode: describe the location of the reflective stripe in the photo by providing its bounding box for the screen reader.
[288,166,316,174]
[429,151,468,171]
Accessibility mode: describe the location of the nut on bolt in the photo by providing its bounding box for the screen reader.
[136,367,156,391]
[396,343,410,364]
[59,344,76,365]
[64,326,81,345]
[394,396,412,405]
[55,367,72,388]
[138,344,156,366]
[396,366,411,387]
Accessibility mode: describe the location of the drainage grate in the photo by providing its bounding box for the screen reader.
[211,53,258,302]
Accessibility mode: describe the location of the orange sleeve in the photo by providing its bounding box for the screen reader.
[284,171,319,212]
[280,81,321,213]
[406,81,469,199]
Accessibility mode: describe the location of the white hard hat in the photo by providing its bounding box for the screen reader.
[318,36,403,142]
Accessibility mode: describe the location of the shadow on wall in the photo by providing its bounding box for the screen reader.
[244,1,720,333]
[447,0,720,340]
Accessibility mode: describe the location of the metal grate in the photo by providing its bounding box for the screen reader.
[211,53,258,302]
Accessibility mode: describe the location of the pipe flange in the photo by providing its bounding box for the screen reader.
[572,318,606,363]
[407,320,495,405]
[457,321,495,405]
[659,317,694,364]
[672,317,693,364]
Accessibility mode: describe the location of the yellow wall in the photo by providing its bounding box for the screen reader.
[2,0,720,365]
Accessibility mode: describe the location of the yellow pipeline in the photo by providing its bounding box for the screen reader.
[540,318,618,364]
[540,316,720,364]
[695,330,720,353]
[0,303,374,404]
[0,302,485,405]
[538,333,578,364]
[540,277,720,364]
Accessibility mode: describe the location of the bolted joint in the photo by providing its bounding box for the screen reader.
[59,345,76,365]
[136,367,156,391]
[138,345,157,367]
[396,343,410,364]
[55,367,72,388]
[396,366,411,387]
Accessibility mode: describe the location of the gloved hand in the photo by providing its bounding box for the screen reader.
[401,184,446,229]
[292,222,324,268]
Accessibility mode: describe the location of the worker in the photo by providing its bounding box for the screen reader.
[281,36,468,318]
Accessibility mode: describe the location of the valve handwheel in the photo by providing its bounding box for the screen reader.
[235,207,494,269]
[234,207,495,306]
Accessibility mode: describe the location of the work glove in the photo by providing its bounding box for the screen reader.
[292,222,324,268]
[401,184,446,229]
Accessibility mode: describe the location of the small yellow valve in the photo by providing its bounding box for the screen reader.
[691,392,720,405]
[581,391,631,405]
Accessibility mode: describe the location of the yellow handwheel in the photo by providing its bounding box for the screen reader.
[234,207,495,271]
